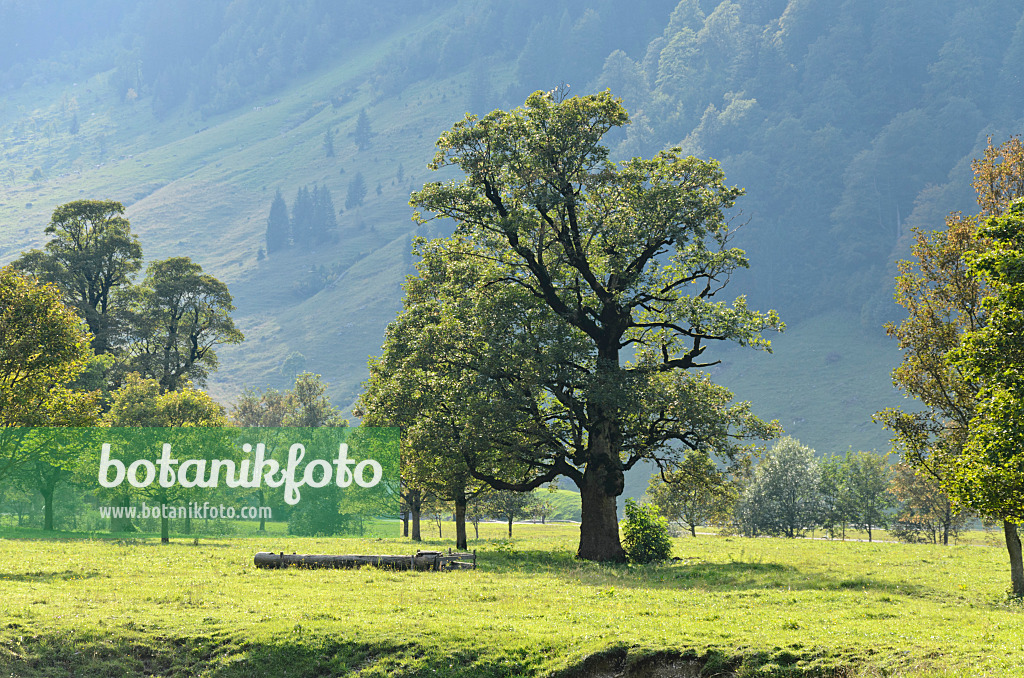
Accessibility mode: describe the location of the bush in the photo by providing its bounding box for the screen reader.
[621,498,672,564]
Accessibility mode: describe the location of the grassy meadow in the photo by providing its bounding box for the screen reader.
[0,522,1020,677]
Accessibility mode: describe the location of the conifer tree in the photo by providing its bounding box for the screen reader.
[312,184,338,244]
[266,189,290,253]
[291,186,315,249]
[346,172,366,209]
[354,108,372,151]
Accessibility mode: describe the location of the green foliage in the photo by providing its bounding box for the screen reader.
[645,451,736,537]
[817,453,853,540]
[0,266,98,433]
[843,450,893,541]
[379,90,780,562]
[889,462,967,545]
[103,373,228,427]
[265,189,290,254]
[737,437,821,538]
[621,498,672,564]
[878,139,1024,595]
[120,256,244,392]
[283,372,346,427]
[288,184,338,249]
[949,199,1024,523]
[480,490,538,538]
[12,200,142,355]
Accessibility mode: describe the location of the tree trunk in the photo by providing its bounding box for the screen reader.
[867,525,872,542]
[690,523,696,538]
[454,496,468,551]
[507,515,513,538]
[410,492,422,542]
[942,503,951,545]
[1005,520,1024,598]
[577,457,626,561]
[42,487,54,532]
[258,488,267,532]
[402,510,409,537]
[161,504,170,544]
[473,521,479,539]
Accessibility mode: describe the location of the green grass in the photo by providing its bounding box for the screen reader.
[1,523,1021,677]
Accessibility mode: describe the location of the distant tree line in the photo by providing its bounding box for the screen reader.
[265,184,338,254]
[2,199,245,537]
[13,200,243,393]
[644,437,969,546]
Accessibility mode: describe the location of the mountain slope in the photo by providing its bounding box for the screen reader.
[2,0,1011,458]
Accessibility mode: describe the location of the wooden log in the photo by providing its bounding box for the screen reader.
[253,551,463,571]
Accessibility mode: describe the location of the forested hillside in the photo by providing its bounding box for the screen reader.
[1,0,1020,456]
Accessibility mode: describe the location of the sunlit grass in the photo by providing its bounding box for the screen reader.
[0,523,1021,676]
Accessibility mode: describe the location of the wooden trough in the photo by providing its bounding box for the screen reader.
[254,548,476,571]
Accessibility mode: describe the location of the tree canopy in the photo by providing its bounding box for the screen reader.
[950,200,1024,523]
[12,199,142,355]
[364,90,781,561]
[120,256,244,392]
[0,266,98,431]
[877,137,1024,596]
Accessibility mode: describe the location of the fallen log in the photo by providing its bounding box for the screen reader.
[254,549,476,571]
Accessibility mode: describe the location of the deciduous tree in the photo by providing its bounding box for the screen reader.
[889,462,965,545]
[0,266,101,528]
[0,267,98,435]
[395,91,780,561]
[101,373,229,542]
[283,372,345,427]
[119,257,243,392]
[843,450,893,542]
[13,200,142,354]
[645,450,735,537]
[951,199,1024,596]
[876,136,1024,596]
[483,489,538,539]
[737,437,820,538]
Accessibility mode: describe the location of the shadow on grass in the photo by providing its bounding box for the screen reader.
[473,545,930,597]
[0,569,103,583]
[0,630,545,678]
[0,528,239,548]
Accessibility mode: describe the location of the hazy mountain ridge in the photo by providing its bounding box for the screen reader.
[0,0,1013,458]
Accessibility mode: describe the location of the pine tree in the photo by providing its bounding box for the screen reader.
[346,172,366,209]
[354,108,372,151]
[291,186,315,249]
[312,184,338,244]
[266,189,290,253]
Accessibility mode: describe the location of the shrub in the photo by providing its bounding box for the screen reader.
[621,498,672,564]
